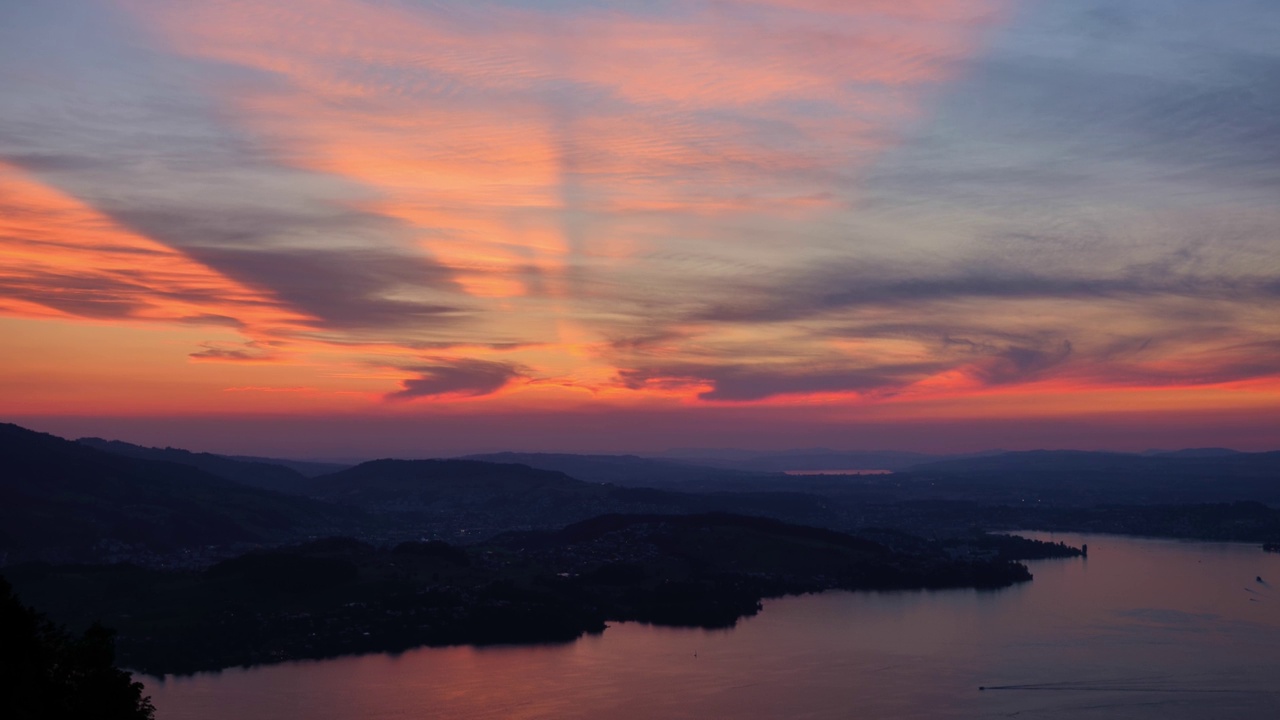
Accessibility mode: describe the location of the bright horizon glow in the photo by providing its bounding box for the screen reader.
[2,1,1279,456]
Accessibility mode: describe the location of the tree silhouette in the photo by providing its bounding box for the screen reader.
[1,577,155,720]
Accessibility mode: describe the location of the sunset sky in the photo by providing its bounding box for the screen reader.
[3,0,1278,458]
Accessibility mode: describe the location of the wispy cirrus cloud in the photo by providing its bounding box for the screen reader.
[189,341,277,363]
[113,0,1007,309]
[2,0,1278,439]
[0,161,302,330]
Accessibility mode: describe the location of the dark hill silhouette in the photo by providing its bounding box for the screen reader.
[224,455,351,478]
[305,458,844,539]
[545,512,891,555]
[308,458,595,504]
[462,451,785,491]
[6,514,1045,674]
[0,423,354,562]
[1152,448,1244,459]
[303,459,616,534]
[77,437,312,494]
[654,447,951,472]
[459,452,914,503]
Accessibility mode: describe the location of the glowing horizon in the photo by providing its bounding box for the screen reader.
[3,0,1278,455]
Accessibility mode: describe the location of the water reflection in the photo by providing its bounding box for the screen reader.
[145,534,1280,719]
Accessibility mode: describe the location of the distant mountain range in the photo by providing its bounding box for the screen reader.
[4,421,1279,564]
[0,424,354,563]
[898,449,1280,505]
[1145,448,1246,459]
[76,437,319,494]
[2,424,846,561]
[651,447,965,472]
[300,457,847,541]
[462,451,785,491]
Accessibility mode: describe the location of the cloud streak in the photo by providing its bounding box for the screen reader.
[387,359,529,401]
[0,161,301,329]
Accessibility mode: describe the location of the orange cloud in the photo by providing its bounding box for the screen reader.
[120,0,1008,285]
[101,0,1012,409]
[0,162,305,331]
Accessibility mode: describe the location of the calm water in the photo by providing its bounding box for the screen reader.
[144,534,1280,719]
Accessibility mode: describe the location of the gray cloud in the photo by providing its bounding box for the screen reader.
[1097,357,1280,388]
[0,273,145,319]
[177,314,245,328]
[697,366,936,401]
[3,153,118,172]
[185,246,462,329]
[189,342,274,362]
[0,265,280,322]
[1,169,467,331]
[864,0,1280,212]
[615,326,1280,402]
[387,359,528,400]
[975,340,1074,386]
[619,360,949,402]
[691,264,1280,326]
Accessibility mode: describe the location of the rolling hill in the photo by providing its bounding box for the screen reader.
[0,423,354,563]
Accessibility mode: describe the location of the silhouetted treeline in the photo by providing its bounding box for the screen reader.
[0,577,153,720]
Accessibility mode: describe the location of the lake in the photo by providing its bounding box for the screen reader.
[143,534,1280,719]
